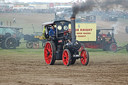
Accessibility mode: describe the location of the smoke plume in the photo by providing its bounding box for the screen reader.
[72,0,128,17]
[72,0,96,17]
[112,21,120,34]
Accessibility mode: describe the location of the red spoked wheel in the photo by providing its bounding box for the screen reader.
[109,43,117,52]
[44,41,56,65]
[80,49,89,66]
[62,49,71,66]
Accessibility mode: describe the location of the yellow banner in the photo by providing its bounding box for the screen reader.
[69,23,96,41]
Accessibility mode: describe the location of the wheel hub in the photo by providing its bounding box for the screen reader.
[10,42,12,44]
[64,57,66,59]
[47,50,50,56]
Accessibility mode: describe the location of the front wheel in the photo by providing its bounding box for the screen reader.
[80,49,89,66]
[109,43,117,52]
[62,49,72,66]
[44,41,56,65]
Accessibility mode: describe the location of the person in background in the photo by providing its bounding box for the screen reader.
[13,17,16,23]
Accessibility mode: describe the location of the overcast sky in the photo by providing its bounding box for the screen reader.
[3,0,80,3]
[17,0,76,3]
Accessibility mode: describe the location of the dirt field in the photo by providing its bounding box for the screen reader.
[0,48,128,85]
[0,13,128,85]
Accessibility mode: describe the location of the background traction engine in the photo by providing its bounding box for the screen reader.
[0,27,23,49]
[43,17,89,66]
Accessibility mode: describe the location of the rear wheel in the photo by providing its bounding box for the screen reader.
[62,49,71,66]
[109,43,117,52]
[44,41,56,65]
[5,37,17,49]
[80,49,89,66]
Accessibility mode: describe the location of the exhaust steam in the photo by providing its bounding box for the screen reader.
[72,0,128,17]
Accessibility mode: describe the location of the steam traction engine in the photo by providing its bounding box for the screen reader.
[80,28,117,52]
[24,32,43,49]
[0,26,23,49]
[43,17,89,66]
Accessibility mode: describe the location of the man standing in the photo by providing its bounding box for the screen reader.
[13,17,16,23]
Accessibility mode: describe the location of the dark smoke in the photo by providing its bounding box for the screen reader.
[72,0,96,17]
[72,0,128,17]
